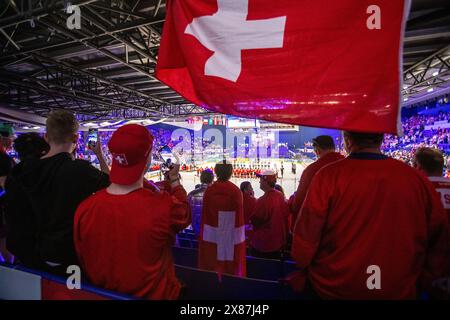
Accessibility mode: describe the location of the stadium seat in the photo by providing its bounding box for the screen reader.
[279,280,310,300]
[178,238,191,248]
[220,273,282,300]
[0,262,134,300]
[172,246,198,268]
[246,256,283,281]
[283,260,299,277]
[174,264,222,300]
[184,233,196,240]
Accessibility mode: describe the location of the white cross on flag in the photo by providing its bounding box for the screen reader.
[198,181,247,277]
[156,0,410,134]
[203,211,245,261]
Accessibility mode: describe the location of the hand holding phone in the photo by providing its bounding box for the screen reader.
[159,146,179,172]
[87,128,98,149]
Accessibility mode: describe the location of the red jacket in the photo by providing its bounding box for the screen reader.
[243,192,257,224]
[292,154,448,299]
[428,176,450,280]
[290,152,344,230]
[74,185,190,300]
[251,189,289,253]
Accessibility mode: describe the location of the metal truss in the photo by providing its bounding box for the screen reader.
[1,0,449,121]
[0,0,213,120]
[402,45,450,99]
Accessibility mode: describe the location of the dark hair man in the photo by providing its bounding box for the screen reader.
[240,181,256,224]
[291,131,448,299]
[13,133,50,161]
[75,124,191,299]
[8,110,110,273]
[250,170,290,259]
[4,133,49,267]
[289,135,344,231]
[188,169,214,236]
[198,161,246,277]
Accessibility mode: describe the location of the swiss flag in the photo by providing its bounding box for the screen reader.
[156,0,410,134]
[198,181,246,277]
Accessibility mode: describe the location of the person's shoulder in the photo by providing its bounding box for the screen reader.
[0,151,11,161]
[77,188,107,210]
[188,187,203,197]
[384,157,422,174]
[72,158,96,168]
[139,187,175,206]
[226,180,241,192]
[384,157,439,189]
[66,158,104,176]
[313,156,347,176]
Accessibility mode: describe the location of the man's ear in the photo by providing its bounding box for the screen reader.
[44,133,49,143]
[72,133,78,144]
[413,161,422,171]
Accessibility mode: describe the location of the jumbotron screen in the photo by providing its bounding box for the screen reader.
[226,116,260,129]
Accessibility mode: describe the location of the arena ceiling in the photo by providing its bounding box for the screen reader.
[0,0,449,123]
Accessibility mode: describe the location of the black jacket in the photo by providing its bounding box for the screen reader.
[5,152,109,266]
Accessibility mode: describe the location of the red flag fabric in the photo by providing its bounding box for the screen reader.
[156,0,410,134]
[198,181,246,277]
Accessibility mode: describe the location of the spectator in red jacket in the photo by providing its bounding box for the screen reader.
[413,147,450,297]
[74,124,191,300]
[198,161,246,277]
[292,131,448,299]
[250,170,290,259]
[290,135,344,231]
[240,181,256,224]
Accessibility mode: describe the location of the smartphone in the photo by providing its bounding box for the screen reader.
[159,145,178,171]
[87,128,98,148]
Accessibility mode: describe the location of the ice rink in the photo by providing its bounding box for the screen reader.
[176,159,311,198]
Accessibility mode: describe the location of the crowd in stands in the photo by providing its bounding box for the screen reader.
[0,107,448,300]
[76,127,174,170]
[381,109,450,167]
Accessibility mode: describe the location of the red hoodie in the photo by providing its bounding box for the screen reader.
[74,185,190,299]
[292,154,448,299]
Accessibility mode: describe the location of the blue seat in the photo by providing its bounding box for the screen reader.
[178,238,191,248]
[283,260,299,277]
[177,233,189,239]
[220,273,282,300]
[185,233,196,240]
[184,229,196,235]
[172,246,198,268]
[279,280,309,300]
[246,256,283,281]
[174,264,222,300]
[0,262,134,300]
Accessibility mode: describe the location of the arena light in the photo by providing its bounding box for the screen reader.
[100,121,112,127]
[403,97,408,102]
[83,122,97,127]
[32,126,41,130]
[432,71,439,77]
[427,88,434,93]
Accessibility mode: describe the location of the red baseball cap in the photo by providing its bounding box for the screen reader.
[108,124,154,185]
